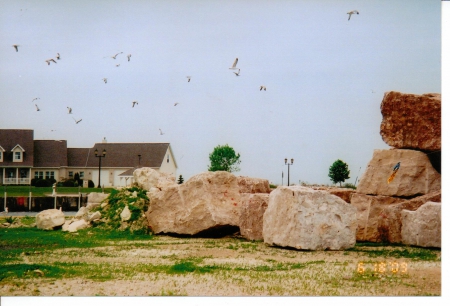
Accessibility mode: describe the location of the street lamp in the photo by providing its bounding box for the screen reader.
[94,148,106,188]
[284,158,294,186]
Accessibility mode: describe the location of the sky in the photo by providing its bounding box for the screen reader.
[0,0,442,186]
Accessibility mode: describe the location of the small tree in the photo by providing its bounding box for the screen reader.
[208,144,241,173]
[177,175,184,184]
[328,159,350,187]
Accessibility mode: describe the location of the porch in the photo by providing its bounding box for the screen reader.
[1,168,31,185]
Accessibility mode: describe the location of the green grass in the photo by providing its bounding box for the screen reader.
[0,186,114,197]
[348,242,440,261]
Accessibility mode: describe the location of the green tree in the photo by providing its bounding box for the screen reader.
[328,159,350,187]
[208,144,241,172]
[177,175,184,184]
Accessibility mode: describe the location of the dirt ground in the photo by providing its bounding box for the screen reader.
[0,235,441,297]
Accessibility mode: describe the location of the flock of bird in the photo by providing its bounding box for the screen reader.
[13,9,360,137]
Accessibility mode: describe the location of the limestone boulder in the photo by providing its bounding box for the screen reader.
[263,186,357,250]
[88,211,101,222]
[350,193,404,242]
[145,171,241,235]
[120,205,131,221]
[311,187,355,203]
[237,176,271,194]
[36,209,66,230]
[86,192,109,211]
[356,149,440,197]
[401,202,441,248]
[239,193,269,241]
[382,191,441,243]
[134,167,176,191]
[67,219,90,233]
[75,207,89,220]
[380,91,441,151]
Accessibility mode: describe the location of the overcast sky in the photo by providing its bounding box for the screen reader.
[0,0,441,186]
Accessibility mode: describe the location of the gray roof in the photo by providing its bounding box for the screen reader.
[33,140,68,167]
[0,129,34,166]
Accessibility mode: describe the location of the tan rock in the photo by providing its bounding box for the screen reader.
[239,193,269,241]
[380,91,441,150]
[67,219,90,232]
[145,171,241,235]
[263,186,357,250]
[237,176,271,194]
[88,211,101,222]
[311,187,356,203]
[134,167,176,191]
[120,205,131,221]
[75,207,88,220]
[86,192,109,211]
[382,191,441,243]
[401,202,441,248]
[36,209,65,230]
[350,193,404,242]
[356,149,440,197]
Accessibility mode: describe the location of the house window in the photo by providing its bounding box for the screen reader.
[0,151,2,162]
[167,154,169,163]
[35,171,44,179]
[79,172,84,179]
[14,152,21,160]
[68,171,73,178]
[45,171,54,179]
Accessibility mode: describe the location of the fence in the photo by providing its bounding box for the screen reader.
[2,195,88,212]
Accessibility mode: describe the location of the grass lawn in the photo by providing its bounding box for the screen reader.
[0,186,114,197]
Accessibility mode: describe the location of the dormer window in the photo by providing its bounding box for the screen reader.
[0,145,4,162]
[11,144,25,162]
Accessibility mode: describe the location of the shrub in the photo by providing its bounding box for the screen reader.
[88,180,95,188]
[62,179,75,187]
[35,179,52,187]
[343,183,356,189]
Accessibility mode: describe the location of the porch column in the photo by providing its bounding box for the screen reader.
[16,168,19,184]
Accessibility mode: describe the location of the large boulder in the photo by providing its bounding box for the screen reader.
[263,186,357,250]
[350,193,404,242]
[311,187,356,203]
[356,149,440,197]
[237,176,271,194]
[36,209,66,230]
[134,167,176,191]
[145,171,241,235]
[86,192,109,211]
[401,202,441,248]
[381,191,441,243]
[66,219,90,233]
[239,193,269,241]
[380,91,441,151]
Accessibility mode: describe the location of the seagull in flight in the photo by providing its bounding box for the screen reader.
[174,102,179,106]
[186,76,191,82]
[67,107,72,114]
[103,78,107,84]
[229,58,239,70]
[45,58,57,65]
[56,53,60,60]
[233,69,240,76]
[132,101,138,107]
[159,128,165,135]
[32,97,40,102]
[111,52,123,59]
[347,10,359,20]
[116,64,120,67]
[73,117,82,124]
[35,104,40,111]
[12,44,19,52]
[260,86,266,91]
[127,54,131,61]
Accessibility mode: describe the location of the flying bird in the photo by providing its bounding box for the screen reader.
[111,52,123,59]
[45,58,57,65]
[56,53,60,60]
[132,101,138,107]
[32,97,40,102]
[116,64,120,67]
[103,78,107,84]
[35,104,40,111]
[174,102,179,106]
[127,54,131,61]
[67,107,72,114]
[186,76,191,82]
[12,44,19,52]
[260,86,266,91]
[229,58,239,69]
[159,128,165,135]
[347,10,359,20]
[233,69,240,76]
[73,117,82,124]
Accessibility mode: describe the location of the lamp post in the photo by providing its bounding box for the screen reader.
[95,148,106,188]
[284,158,294,186]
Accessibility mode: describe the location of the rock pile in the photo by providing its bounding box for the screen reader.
[352,91,441,246]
